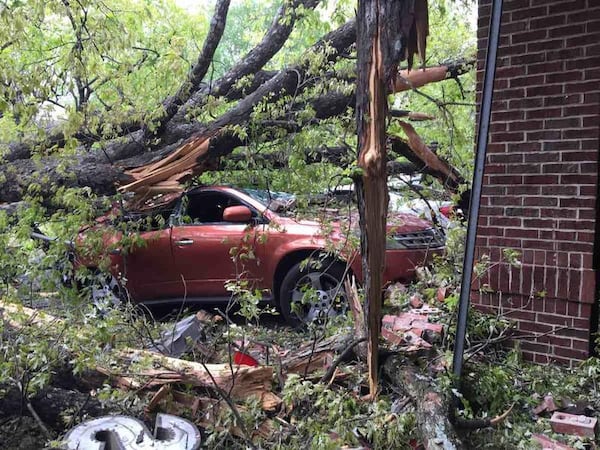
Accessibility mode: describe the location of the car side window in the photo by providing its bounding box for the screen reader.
[180,192,247,224]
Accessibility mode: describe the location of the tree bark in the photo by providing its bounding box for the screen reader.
[355,0,395,399]
[383,355,465,450]
[355,0,429,399]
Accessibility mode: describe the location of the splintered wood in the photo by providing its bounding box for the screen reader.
[111,348,275,402]
[119,133,214,207]
[395,120,460,185]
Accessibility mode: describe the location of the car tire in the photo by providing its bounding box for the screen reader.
[279,258,348,327]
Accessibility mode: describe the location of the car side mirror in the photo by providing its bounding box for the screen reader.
[223,205,252,223]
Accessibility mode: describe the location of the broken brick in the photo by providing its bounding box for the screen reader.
[381,327,404,346]
[550,412,597,438]
[409,294,424,308]
[532,434,575,450]
[533,394,559,415]
[436,286,447,302]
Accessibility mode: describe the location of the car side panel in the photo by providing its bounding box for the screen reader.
[170,223,261,296]
[122,228,182,300]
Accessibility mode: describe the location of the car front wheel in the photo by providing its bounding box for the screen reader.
[279,258,348,326]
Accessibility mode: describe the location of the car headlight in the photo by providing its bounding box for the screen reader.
[386,228,445,250]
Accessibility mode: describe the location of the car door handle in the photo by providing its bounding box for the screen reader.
[174,238,194,246]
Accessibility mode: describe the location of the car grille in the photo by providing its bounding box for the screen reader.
[390,228,445,249]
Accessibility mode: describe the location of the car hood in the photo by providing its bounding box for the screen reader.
[276,211,435,234]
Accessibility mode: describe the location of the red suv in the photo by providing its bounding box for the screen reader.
[78,186,444,324]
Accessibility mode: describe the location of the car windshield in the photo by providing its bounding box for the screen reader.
[242,188,296,213]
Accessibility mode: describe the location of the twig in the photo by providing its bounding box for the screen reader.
[26,401,52,438]
[319,337,367,384]
[198,360,256,450]
[454,403,514,430]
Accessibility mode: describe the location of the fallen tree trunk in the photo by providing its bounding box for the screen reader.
[383,355,465,450]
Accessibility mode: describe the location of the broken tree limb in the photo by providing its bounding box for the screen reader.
[383,355,465,450]
[0,302,277,411]
[392,59,475,93]
[395,121,461,188]
[104,348,275,402]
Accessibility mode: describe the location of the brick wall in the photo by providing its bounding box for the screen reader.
[476,0,600,364]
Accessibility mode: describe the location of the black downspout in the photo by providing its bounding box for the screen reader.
[452,0,503,384]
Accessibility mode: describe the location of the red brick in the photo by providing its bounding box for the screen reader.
[564,80,600,94]
[511,52,545,66]
[524,218,556,228]
[532,353,551,364]
[581,139,599,150]
[489,175,523,184]
[524,153,560,163]
[537,314,572,327]
[561,174,596,184]
[550,412,597,438]
[566,55,600,70]
[525,108,563,120]
[508,120,543,131]
[549,23,586,38]
[488,216,522,227]
[505,228,538,238]
[579,209,597,220]
[488,153,523,164]
[545,209,577,219]
[528,131,564,142]
[561,151,597,162]
[523,197,558,207]
[542,163,580,174]
[511,6,547,22]
[567,8,600,23]
[545,117,582,129]
[523,174,559,184]
[506,185,539,195]
[541,185,577,196]
[567,33,600,48]
[520,340,551,354]
[549,0,585,15]
[543,140,580,151]
[558,241,593,252]
[564,104,598,116]
[569,253,583,269]
[563,128,598,139]
[508,163,541,174]
[586,43,600,57]
[530,14,566,30]
[546,49,584,63]
[584,67,600,80]
[543,93,583,106]
[558,220,595,231]
[559,197,596,208]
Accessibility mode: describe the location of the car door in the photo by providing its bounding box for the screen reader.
[170,190,262,298]
[123,227,183,301]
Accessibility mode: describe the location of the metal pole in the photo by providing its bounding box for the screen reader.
[452,0,503,381]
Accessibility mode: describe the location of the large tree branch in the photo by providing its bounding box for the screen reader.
[144,0,231,138]
[172,0,322,124]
